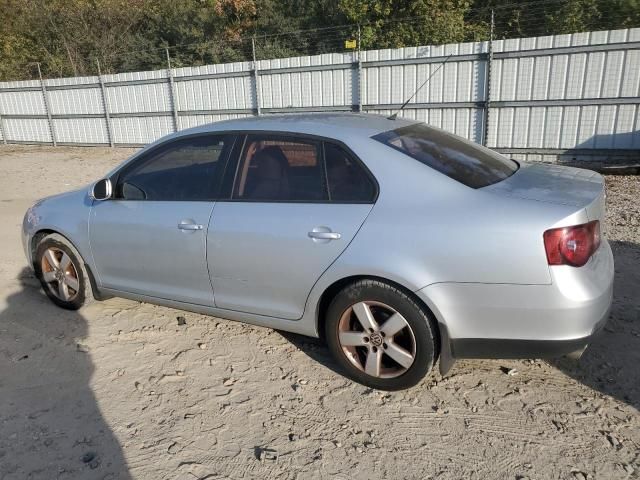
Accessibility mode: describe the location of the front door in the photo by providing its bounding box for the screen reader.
[207,135,377,319]
[90,134,234,306]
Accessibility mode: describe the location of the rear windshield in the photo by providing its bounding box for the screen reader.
[373,123,518,188]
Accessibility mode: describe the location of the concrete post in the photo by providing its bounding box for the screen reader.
[166,49,180,131]
[37,63,57,146]
[252,37,262,116]
[96,60,115,147]
[482,9,495,146]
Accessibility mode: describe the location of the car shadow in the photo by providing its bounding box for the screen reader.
[279,240,640,409]
[552,239,640,410]
[0,268,131,479]
[277,330,349,379]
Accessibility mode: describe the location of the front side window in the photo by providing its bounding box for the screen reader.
[373,123,518,188]
[116,135,229,201]
[233,136,326,202]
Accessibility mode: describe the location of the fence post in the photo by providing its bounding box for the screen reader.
[165,48,180,132]
[37,63,57,146]
[482,9,495,146]
[357,24,363,112]
[0,107,7,144]
[252,37,262,116]
[96,60,114,147]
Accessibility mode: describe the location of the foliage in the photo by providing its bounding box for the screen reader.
[338,0,485,48]
[0,0,638,80]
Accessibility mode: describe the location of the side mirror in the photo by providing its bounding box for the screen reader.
[90,178,112,201]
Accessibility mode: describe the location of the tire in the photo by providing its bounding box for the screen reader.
[34,233,93,310]
[325,279,438,390]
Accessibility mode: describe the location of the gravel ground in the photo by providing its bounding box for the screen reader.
[0,145,638,480]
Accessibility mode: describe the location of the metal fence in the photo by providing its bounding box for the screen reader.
[0,27,639,166]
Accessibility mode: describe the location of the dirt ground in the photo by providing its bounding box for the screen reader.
[0,144,638,480]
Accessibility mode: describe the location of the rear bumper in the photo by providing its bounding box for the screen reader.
[449,312,608,358]
[417,239,614,359]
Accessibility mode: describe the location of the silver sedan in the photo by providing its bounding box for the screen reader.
[22,114,614,390]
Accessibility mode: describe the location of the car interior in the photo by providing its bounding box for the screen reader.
[236,139,325,201]
[116,134,375,203]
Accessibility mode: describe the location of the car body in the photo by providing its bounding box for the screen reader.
[22,113,614,389]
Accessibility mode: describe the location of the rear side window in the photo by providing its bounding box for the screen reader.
[373,123,518,188]
[116,135,229,201]
[324,143,376,202]
[233,136,325,201]
[228,134,377,203]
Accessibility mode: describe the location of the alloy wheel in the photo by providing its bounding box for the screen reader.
[337,301,417,378]
[40,247,80,302]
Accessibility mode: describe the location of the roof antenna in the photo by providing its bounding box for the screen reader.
[388,53,454,120]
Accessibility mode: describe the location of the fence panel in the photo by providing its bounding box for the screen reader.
[361,41,488,144]
[43,76,108,144]
[0,28,638,166]
[487,28,640,163]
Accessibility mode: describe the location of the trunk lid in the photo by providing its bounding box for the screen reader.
[483,162,605,222]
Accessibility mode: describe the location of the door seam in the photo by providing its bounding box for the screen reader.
[205,201,218,307]
[298,202,377,320]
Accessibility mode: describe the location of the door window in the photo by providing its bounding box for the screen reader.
[324,143,376,203]
[233,136,326,202]
[116,135,230,201]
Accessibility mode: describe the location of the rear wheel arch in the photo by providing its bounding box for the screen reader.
[316,275,441,357]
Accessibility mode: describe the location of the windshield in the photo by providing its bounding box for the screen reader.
[373,123,518,188]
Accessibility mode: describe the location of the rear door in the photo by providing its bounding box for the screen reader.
[90,134,234,306]
[207,134,377,320]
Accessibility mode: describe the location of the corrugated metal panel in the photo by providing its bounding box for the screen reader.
[179,113,253,129]
[53,118,109,144]
[0,79,41,89]
[174,60,251,78]
[106,82,172,113]
[4,118,51,142]
[0,90,47,115]
[487,28,640,157]
[259,67,353,108]
[111,116,174,144]
[101,69,167,84]
[45,75,99,87]
[48,87,104,115]
[361,39,487,142]
[614,104,638,148]
[176,75,254,111]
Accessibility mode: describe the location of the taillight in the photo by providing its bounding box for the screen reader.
[543,220,601,267]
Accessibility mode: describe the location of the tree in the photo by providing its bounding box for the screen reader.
[338,0,482,48]
[0,0,638,81]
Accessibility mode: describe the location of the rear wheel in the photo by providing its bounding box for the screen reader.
[35,234,91,310]
[325,279,438,390]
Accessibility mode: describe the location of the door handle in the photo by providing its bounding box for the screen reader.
[308,231,341,240]
[308,227,341,241]
[178,221,203,231]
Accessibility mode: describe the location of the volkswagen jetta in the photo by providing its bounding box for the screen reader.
[22,113,614,390]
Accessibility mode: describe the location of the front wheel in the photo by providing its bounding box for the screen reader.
[34,234,91,310]
[325,279,438,391]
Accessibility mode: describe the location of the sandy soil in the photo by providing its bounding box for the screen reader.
[0,144,638,480]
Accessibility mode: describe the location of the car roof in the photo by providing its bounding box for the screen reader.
[179,112,417,140]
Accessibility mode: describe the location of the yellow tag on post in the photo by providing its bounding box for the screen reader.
[345,39,357,49]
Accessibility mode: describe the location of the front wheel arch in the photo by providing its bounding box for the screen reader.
[31,229,103,301]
